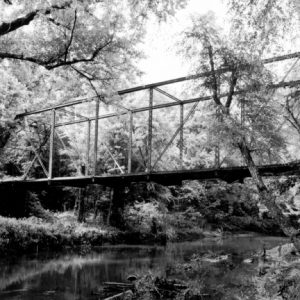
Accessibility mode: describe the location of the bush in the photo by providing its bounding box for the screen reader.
[124,201,167,234]
[0,213,114,254]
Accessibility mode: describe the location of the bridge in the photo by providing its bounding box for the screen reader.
[1,52,300,188]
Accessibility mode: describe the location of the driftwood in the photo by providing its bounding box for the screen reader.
[97,282,135,299]
[103,289,133,300]
[102,282,134,294]
[103,282,134,288]
[100,279,187,299]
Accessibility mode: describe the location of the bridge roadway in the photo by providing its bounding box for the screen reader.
[0,162,299,189]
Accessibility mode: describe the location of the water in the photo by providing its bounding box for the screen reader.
[0,234,288,300]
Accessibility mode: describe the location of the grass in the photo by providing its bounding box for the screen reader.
[0,211,174,255]
[0,212,119,254]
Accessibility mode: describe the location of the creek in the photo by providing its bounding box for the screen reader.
[0,234,288,300]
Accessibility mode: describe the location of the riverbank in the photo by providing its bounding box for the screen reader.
[0,211,218,255]
[0,213,114,255]
[2,177,299,255]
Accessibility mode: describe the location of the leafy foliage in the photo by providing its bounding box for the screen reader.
[226,0,299,55]
[178,12,287,166]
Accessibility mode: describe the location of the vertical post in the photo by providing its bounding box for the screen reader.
[148,88,153,172]
[93,98,100,176]
[214,106,220,168]
[85,120,91,176]
[180,103,184,169]
[48,108,56,179]
[127,111,133,174]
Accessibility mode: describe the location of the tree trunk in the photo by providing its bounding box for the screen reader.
[238,138,267,192]
[238,138,298,237]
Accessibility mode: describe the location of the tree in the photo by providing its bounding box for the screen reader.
[225,0,299,55]
[0,0,187,173]
[178,12,299,240]
[0,1,186,67]
[0,0,188,127]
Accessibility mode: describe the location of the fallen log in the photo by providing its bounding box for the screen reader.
[103,282,133,288]
[100,282,135,298]
[103,289,133,300]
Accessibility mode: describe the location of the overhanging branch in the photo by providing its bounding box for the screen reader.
[0,40,113,69]
[0,1,71,36]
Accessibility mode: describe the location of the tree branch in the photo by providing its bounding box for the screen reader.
[64,9,77,62]
[46,40,113,69]
[0,39,112,69]
[0,1,71,36]
[70,66,108,104]
[47,16,71,31]
[70,66,130,112]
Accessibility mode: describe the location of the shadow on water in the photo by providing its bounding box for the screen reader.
[0,234,288,300]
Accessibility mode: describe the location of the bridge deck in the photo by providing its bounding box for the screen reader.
[0,163,299,189]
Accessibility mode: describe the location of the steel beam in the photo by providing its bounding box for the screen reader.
[214,106,221,168]
[103,144,124,174]
[24,118,49,178]
[14,53,300,119]
[22,156,37,180]
[86,120,91,176]
[148,88,153,172]
[93,99,100,176]
[117,52,300,95]
[152,101,199,170]
[127,111,133,173]
[6,162,300,188]
[180,104,184,168]
[60,108,90,121]
[154,87,181,103]
[54,78,300,128]
[16,97,96,118]
[48,109,56,179]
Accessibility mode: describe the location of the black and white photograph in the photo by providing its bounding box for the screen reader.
[0,0,300,299]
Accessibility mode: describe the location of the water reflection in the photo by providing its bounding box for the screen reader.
[0,234,288,300]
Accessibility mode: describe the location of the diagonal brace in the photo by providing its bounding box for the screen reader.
[102,144,124,174]
[22,156,38,180]
[24,119,49,178]
[152,101,200,170]
[154,87,182,103]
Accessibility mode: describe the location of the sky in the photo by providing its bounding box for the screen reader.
[138,0,300,86]
[139,0,227,84]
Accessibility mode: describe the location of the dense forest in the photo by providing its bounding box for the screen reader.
[1,0,300,299]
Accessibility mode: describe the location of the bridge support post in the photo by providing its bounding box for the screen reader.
[86,120,91,176]
[147,88,153,172]
[93,98,100,176]
[128,111,133,173]
[214,106,221,168]
[77,187,87,222]
[48,108,56,179]
[180,103,184,169]
[109,184,126,229]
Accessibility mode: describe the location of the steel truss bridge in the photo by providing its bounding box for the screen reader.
[1,52,300,188]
